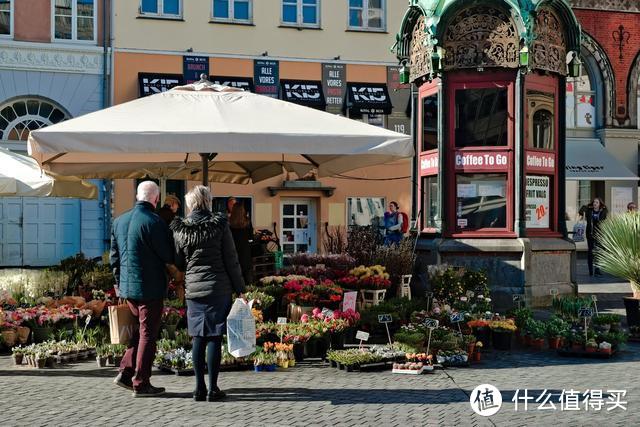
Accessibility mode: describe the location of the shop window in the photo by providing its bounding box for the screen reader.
[282,0,319,28]
[455,88,508,148]
[422,94,437,151]
[348,0,384,31]
[140,0,182,18]
[0,98,70,142]
[456,174,507,230]
[212,0,251,22]
[421,176,439,229]
[347,197,385,227]
[525,175,551,228]
[0,0,12,36]
[54,0,96,41]
[566,63,596,129]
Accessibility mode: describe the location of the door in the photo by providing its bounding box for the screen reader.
[280,199,317,254]
[0,197,23,266]
[81,180,108,260]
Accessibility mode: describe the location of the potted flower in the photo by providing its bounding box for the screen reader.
[527,320,546,350]
[472,342,483,361]
[467,319,491,348]
[462,334,476,356]
[585,338,598,353]
[598,341,612,355]
[592,315,611,333]
[253,352,277,372]
[545,317,567,350]
[12,346,24,365]
[35,351,47,369]
[96,345,108,367]
[489,319,516,351]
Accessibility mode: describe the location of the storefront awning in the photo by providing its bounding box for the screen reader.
[344,83,393,115]
[138,73,183,97]
[210,76,254,92]
[566,138,638,181]
[280,80,326,109]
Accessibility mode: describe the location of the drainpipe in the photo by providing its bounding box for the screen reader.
[102,0,108,108]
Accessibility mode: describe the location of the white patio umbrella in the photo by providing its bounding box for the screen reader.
[0,148,97,199]
[27,76,413,187]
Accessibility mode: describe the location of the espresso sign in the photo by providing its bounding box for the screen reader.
[254,60,279,98]
[322,63,346,114]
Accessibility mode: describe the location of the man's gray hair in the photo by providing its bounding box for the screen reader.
[136,181,160,203]
[185,185,211,212]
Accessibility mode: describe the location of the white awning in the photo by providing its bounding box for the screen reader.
[566,138,638,181]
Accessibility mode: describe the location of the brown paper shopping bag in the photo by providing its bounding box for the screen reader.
[108,304,139,344]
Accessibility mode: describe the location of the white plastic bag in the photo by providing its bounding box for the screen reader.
[226,298,256,358]
[572,221,586,242]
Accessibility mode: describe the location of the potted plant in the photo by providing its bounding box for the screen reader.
[595,213,640,327]
[12,346,24,365]
[592,315,611,333]
[545,317,566,350]
[585,338,598,353]
[96,345,108,367]
[462,334,476,356]
[472,342,483,361]
[489,319,516,351]
[512,307,533,345]
[35,351,47,369]
[528,320,546,350]
[254,352,277,372]
[598,341,612,355]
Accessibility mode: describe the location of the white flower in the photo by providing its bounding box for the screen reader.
[460,297,468,302]
[477,295,484,299]
[485,298,492,303]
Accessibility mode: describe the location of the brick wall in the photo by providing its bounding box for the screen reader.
[574,9,640,122]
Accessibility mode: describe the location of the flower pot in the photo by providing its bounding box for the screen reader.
[491,331,512,351]
[624,297,640,327]
[16,326,30,344]
[113,356,123,367]
[32,327,53,343]
[97,357,107,368]
[107,355,114,365]
[12,354,23,365]
[288,359,295,367]
[548,337,562,350]
[293,343,305,362]
[530,338,545,351]
[1,329,17,347]
[266,364,276,372]
[304,337,328,359]
[571,343,583,353]
[472,328,491,349]
[472,352,481,362]
[599,348,612,355]
[279,360,289,369]
[466,343,475,356]
[254,365,264,372]
[36,358,46,369]
[586,346,597,353]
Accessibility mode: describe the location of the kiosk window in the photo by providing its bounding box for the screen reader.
[455,88,508,147]
[455,174,507,230]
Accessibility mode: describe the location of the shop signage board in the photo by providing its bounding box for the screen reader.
[322,63,346,114]
[345,83,393,115]
[420,152,439,175]
[183,56,209,84]
[525,175,550,228]
[138,73,183,97]
[454,151,510,172]
[210,75,254,92]
[525,151,555,174]
[280,80,326,109]
[254,60,279,98]
[386,66,411,134]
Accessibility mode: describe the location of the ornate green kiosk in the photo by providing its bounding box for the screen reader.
[395,0,582,308]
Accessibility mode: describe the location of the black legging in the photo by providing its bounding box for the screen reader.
[192,336,222,393]
[587,237,601,275]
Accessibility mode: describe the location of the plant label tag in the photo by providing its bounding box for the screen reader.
[579,307,593,318]
[355,330,370,341]
[450,312,465,323]
[277,317,288,325]
[591,295,598,302]
[322,308,334,318]
[378,314,392,323]
[85,315,92,326]
[423,318,439,329]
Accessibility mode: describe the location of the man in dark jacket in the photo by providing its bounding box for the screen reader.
[110,181,177,397]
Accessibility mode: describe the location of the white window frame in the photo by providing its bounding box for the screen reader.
[52,0,97,43]
[0,0,14,38]
[348,0,385,32]
[211,0,252,23]
[281,0,320,29]
[139,0,183,19]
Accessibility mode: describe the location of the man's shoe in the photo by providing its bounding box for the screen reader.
[113,373,133,391]
[132,385,166,397]
[194,390,207,402]
[207,389,227,401]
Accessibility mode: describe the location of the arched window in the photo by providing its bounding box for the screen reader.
[533,109,553,150]
[0,98,70,141]
[566,62,596,129]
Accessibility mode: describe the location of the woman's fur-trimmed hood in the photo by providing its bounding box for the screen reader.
[170,212,227,248]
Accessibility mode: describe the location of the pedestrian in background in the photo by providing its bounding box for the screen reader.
[579,197,608,276]
[383,201,404,246]
[229,202,254,287]
[627,202,637,213]
[110,181,178,397]
[171,185,246,402]
[158,194,181,225]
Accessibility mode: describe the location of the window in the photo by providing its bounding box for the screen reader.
[347,197,385,227]
[527,90,554,150]
[282,0,319,27]
[140,0,182,18]
[0,0,12,36]
[422,94,438,151]
[566,63,595,129]
[212,0,251,22]
[455,88,508,147]
[422,176,439,229]
[349,0,384,30]
[0,98,70,142]
[456,174,507,230]
[53,0,96,41]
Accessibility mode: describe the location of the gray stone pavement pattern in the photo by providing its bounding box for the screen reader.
[0,344,639,427]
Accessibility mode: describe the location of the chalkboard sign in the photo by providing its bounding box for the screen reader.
[579,307,594,318]
[378,314,392,323]
[356,330,370,341]
[423,318,439,329]
[450,312,465,323]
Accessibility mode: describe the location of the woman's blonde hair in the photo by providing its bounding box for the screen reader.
[229,202,250,228]
[185,185,211,212]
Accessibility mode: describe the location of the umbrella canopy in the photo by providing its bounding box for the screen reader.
[0,148,97,199]
[27,79,413,184]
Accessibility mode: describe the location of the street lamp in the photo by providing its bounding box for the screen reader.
[399,61,410,84]
[568,52,581,78]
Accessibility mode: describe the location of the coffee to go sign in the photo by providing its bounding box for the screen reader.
[455,152,509,171]
[526,152,555,174]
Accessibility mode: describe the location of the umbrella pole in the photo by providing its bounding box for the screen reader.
[200,153,209,186]
[159,177,167,205]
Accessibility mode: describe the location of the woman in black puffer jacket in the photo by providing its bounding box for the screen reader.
[171,185,245,402]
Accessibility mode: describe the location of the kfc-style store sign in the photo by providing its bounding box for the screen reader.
[454,151,510,172]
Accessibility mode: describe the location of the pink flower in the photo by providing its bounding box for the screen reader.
[300,314,309,323]
[312,307,322,316]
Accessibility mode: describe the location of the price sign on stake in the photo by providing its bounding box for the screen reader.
[81,314,92,338]
[378,314,393,345]
[591,295,599,316]
[423,318,439,356]
[356,330,370,349]
[450,312,465,335]
[426,292,434,311]
[277,317,287,343]
[579,307,594,343]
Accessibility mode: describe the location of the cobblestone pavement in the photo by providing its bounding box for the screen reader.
[0,343,639,427]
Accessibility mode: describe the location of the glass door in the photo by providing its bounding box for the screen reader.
[280,199,316,254]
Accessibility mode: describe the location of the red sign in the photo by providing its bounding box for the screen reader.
[454,151,509,172]
[525,151,555,174]
[420,152,439,175]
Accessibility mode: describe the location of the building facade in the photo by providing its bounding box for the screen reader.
[110,0,413,255]
[0,0,111,266]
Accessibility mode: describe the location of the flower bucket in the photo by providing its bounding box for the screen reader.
[265,364,277,372]
[97,357,107,368]
[473,328,491,349]
[254,365,264,372]
[491,331,512,351]
[293,343,305,362]
[36,358,46,369]
[16,326,30,344]
[548,337,562,350]
[12,354,23,365]
[472,352,481,362]
[530,338,545,351]
[32,327,53,343]
[586,346,597,353]
[466,343,476,356]
[1,329,17,347]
